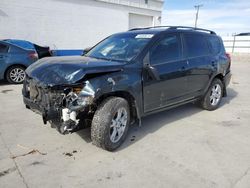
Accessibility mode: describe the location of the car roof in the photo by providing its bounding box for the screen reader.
[3,39,35,50]
[0,39,36,52]
[124,26,217,36]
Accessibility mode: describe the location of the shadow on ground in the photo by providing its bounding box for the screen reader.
[76,87,238,151]
[0,80,19,94]
[0,80,9,85]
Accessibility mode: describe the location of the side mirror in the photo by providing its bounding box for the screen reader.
[143,53,160,81]
[82,47,92,56]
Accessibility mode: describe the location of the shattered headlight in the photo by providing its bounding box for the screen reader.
[64,81,95,110]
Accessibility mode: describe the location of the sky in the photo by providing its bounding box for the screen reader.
[162,0,250,36]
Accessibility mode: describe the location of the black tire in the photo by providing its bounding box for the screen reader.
[200,78,224,111]
[6,65,26,84]
[91,97,130,151]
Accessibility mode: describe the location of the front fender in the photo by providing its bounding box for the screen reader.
[86,67,143,118]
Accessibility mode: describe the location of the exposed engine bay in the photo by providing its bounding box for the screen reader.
[23,76,96,134]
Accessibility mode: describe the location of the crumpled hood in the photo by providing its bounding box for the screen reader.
[26,56,125,86]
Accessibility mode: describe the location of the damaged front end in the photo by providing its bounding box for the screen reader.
[22,77,95,134]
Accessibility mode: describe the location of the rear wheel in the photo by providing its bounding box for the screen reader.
[200,78,223,111]
[91,97,130,151]
[6,65,26,84]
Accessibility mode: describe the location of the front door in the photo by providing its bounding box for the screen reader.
[143,33,189,113]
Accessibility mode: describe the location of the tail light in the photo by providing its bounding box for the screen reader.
[226,53,231,62]
[28,51,38,60]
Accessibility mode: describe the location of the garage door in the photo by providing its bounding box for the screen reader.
[129,13,153,29]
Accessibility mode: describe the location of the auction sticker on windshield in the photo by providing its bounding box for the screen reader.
[135,34,154,39]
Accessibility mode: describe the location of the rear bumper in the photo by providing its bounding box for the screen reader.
[224,71,232,87]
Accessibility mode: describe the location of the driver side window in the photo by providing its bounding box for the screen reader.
[150,34,181,65]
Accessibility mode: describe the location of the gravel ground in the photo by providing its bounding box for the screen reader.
[0,54,250,188]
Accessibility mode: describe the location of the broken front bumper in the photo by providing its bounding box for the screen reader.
[23,96,60,124]
[22,77,63,123]
[24,95,81,133]
[22,77,95,134]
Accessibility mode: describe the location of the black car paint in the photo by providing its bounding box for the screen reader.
[23,28,231,132]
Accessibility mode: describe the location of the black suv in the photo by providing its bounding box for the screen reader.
[23,26,231,151]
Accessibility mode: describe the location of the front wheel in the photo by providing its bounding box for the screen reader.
[6,66,26,84]
[200,78,224,111]
[91,97,130,151]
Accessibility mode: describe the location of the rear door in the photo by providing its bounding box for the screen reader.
[0,43,10,76]
[182,33,214,97]
[0,43,9,61]
[143,33,189,112]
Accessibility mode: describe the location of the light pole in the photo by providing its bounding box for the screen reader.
[194,4,203,28]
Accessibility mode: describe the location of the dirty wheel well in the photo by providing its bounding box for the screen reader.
[4,64,27,79]
[95,91,138,123]
[214,73,224,81]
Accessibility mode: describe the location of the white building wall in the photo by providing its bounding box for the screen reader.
[0,0,162,49]
[222,36,250,53]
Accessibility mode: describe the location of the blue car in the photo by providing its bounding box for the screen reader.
[3,39,51,59]
[0,39,51,84]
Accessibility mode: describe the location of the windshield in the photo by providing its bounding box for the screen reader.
[86,33,154,62]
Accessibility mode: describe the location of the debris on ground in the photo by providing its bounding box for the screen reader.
[63,150,78,158]
[0,167,17,177]
[232,81,239,85]
[64,152,73,157]
[11,149,47,159]
[130,135,136,141]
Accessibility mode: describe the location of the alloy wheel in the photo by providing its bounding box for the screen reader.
[210,84,222,106]
[9,67,25,83]
[109,107,128,143]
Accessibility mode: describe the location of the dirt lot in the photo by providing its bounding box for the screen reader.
[0,54,250,188]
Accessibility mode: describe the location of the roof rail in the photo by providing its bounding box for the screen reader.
[128,26,216,34]
[168,26,216,34]
[128,26,171,31]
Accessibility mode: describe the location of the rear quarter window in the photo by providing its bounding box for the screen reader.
[0,43,9,53]
[207,36,223,55]
[183,33,210,58]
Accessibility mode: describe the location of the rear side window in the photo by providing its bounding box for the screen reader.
[0,43,9,53]
[208,36,222,55]
[150,34,182,65]
[184,34,209,58]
